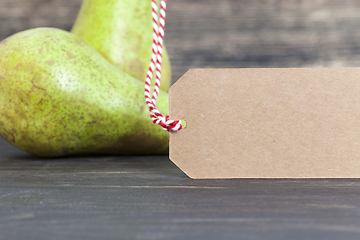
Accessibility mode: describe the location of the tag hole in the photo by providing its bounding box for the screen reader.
[181,120,187,129]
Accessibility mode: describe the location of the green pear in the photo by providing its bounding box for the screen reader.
[0,27,169,157]
[71,0,172,91]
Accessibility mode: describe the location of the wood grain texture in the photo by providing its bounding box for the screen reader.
[1,0,360,239]
[0,0,82,38]
[1,137,360,240]
[165,0,360,80]
[2,0,360,81]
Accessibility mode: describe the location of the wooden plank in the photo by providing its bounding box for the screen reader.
[1,137,360,239]
[2,0,360,81]
[165,0,360,80]
[0,0,82,39]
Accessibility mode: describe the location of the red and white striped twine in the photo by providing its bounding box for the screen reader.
[144,0,182,132]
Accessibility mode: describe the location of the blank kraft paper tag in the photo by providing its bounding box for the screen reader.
[169,68,360,179]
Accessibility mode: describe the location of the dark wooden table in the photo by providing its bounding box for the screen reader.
[1,137,360,240]
[1,0,360,239]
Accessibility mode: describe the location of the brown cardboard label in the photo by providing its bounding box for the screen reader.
[169,68,360,179]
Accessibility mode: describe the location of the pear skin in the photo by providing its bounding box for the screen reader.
[71,0,172,91]
[0,28,169,157]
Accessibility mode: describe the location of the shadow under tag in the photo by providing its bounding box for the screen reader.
[169,68,360,179]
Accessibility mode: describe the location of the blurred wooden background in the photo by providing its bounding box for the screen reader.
[2,0,360,82]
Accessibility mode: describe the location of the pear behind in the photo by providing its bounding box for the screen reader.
[71,0,172,91]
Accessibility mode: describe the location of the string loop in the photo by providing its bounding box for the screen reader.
[144,0,182,132]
